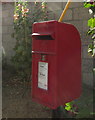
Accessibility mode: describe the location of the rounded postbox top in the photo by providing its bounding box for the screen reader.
[33,20,58,24]
[34,20,73,24]
[33,20,76,30]
[33,20,80,37]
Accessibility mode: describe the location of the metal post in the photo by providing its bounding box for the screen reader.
[52,106,70,118]
[52,106,62,118]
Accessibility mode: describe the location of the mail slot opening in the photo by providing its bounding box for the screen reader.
[32,33,54,40]
[36,35,54,40]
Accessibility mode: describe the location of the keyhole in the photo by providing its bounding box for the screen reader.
[41,54,46,61]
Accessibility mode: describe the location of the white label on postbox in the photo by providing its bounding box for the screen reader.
[38,62,48,90]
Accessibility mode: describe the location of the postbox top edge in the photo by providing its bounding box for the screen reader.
[33,20,74,26]
[33,20,58,24]
[33,20,70,24]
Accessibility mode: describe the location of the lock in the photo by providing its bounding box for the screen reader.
[41,54,46,61]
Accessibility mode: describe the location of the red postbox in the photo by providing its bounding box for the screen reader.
[32,20,81,109]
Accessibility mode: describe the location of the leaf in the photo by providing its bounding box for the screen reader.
[65,103,72,111]
[92,34,95,39]
[88,18,95,28]
[84,3,92,8]
[65,106,72,111]
[65,103,71,106]
[88,44,94,49]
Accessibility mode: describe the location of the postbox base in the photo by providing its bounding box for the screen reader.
[32,97,60,109]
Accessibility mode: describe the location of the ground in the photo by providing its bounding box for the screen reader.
[2,69,51,118]
[2,68,94,118]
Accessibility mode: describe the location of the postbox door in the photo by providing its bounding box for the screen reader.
[32,21,59,108]
[32,52,58,109]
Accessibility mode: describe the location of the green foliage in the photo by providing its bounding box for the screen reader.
[65,100,94,118]
[64,84,94,118]
[65,102,72,111]
[84,3,94,8]
[65,101,78,117]
[12,0,48,81]
[88,18,95,28]
[84,1,95,57]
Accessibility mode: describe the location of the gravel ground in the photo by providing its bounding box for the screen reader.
[2,70,52,118]
[2,69,94,118]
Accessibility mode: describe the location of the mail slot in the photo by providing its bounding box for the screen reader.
[32,20,81,109]
[32,33,54,40]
